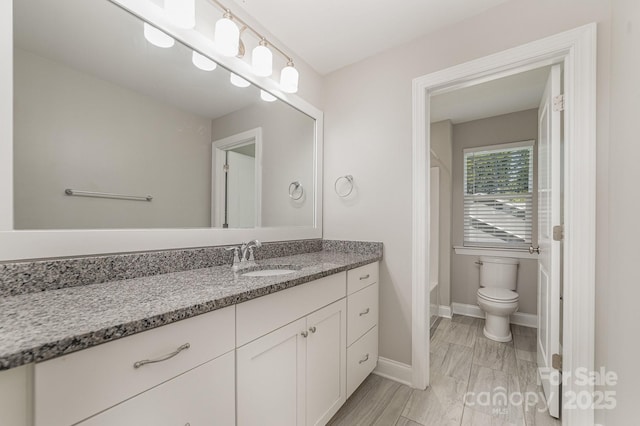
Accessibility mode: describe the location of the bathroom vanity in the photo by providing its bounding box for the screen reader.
[0,244,380,426]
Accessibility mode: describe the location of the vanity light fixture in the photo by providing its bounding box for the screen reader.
[192,51,217,71]
[165,0,196,29]
[143,23,175,48]
[209,0,300,91]
[214,11,240,57]
[260,90,277,102]
[252,39,273,77]
[280,61,299,93]
[230,73,250,88]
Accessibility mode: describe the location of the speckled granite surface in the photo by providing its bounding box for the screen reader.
[0,247,382,370]
[0,239,323,297]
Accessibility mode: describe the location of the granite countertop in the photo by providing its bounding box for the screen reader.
[0,250,381,370]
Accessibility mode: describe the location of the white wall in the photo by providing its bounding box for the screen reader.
[451,109,538,314]
[602,0,640,424]
[430,120,452,307]
[13,48,213,229]
[323,0,611,367]
[210,102,315,227]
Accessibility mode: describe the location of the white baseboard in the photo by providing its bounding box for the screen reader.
[372,357,412,387]
[438,305,452,318]
[451,302,537,328]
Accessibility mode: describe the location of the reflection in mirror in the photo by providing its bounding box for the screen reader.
[13,0,315,230]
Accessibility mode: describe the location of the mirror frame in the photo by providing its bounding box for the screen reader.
[0,0,323,261]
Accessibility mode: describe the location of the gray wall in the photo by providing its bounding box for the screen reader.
[210,102,315,228]
[451,109,539,314]
[430,120,452,307]
[14,48,213,229]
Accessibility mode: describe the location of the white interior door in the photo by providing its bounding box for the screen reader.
[536,64,562,418]
[226,150,255,228]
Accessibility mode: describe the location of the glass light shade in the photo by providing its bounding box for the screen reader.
[230,73,250,88]
[214,17,239,57]
[165,0,195,29]
[192,51,217,71]
[280,65,299,93]
[260,90,277,102]
[252,45,273,77]
[143,23,175,48]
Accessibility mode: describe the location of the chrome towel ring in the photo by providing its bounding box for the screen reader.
[334,175,354,197]
[289,181,304,200]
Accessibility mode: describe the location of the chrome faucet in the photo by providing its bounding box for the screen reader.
[241,240,262,262]
[225,240,262,271]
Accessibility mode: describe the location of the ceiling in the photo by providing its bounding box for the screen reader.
[430,66,551,124]
[229,0,511,75]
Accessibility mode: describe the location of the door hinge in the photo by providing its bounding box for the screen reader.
[553,94,565,112]
[552,353,563,371]
[223,164,229,173]
[553,225,564,241]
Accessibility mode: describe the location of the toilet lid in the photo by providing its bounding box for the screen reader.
[478,287,519,302]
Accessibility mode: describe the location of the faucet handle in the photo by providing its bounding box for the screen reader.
[225,246,241,271]
[248,247,256,262]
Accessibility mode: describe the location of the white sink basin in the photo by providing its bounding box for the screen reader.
[242,269,297,277]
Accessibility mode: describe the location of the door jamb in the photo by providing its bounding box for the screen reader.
[411,23,596,425]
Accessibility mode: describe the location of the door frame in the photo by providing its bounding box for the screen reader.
[411,23,597,425]
[212,127,263,228]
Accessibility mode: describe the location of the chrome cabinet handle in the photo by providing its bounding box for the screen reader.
[359,274,370,280]
[309,326,317,333]
[133,343,190,369]
[359,354,369,364]
[529,245,540,254]
[359,308,370,316]
[301,331,309,338]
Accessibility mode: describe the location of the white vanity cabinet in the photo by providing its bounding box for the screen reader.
[345,264,379,397]
[34,306,236,426]
[236,273,347,426]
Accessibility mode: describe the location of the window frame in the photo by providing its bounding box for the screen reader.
[462,139,536,250]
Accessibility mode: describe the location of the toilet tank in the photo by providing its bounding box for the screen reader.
[479,256,519,290]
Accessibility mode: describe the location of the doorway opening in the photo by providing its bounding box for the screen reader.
[212,127,263,229]
[412,24,597,425]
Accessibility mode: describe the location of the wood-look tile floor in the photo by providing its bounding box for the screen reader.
[328,315,561,426]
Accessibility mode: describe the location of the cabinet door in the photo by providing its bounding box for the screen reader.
[237,318,306,426]
[306,299,347,426]
[79,350,235,426]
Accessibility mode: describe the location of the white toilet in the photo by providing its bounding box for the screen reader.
[477,256,519,342]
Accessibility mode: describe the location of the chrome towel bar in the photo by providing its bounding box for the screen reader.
[65,189,153,202]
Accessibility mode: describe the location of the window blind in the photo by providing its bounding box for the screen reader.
[463,142,534,249]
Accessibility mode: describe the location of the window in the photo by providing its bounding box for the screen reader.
[463,141,534,249]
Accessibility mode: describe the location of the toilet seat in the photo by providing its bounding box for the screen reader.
[477,287,519,303]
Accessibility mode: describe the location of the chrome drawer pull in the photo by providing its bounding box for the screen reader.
[359,308,370,316]
[359,274,370,280]
[359,354,369,364]
[133,343,190,369]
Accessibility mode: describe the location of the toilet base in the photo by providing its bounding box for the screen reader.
[483,313,513,342]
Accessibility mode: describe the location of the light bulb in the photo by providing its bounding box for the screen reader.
[214,15,239,57]
[252,42,273,77]
[143,23,175,48]
[230,73,250,88]
[280,63,299,93]
[260,90,277,102]
[192,51,217,71]
[165,0,195,29]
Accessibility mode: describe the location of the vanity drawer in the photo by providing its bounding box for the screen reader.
[347,282,378,346]
[78,350,235,426]
[35,306,235,426]
[347,262,379,295]
[236,272,346,347]
[346,326,378,398]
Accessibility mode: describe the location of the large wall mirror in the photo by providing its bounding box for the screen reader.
[0,0,322,259]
